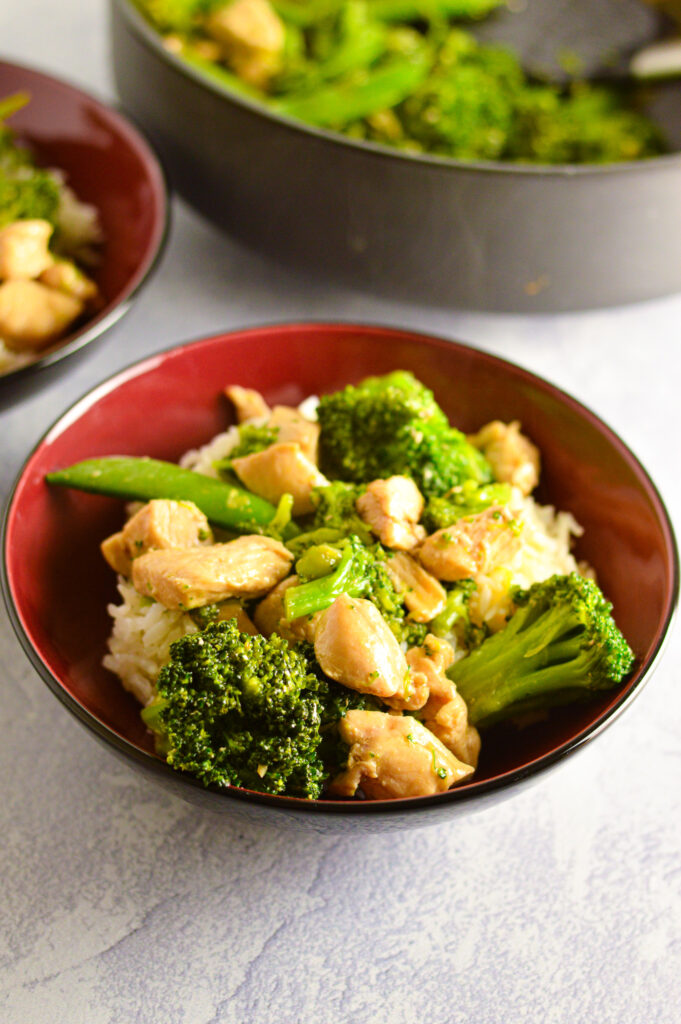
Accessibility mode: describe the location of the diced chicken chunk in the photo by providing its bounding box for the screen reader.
[268,405,320,463]
[419,507,522,582]
[253,574,320,643]
[313,594,427,710]
[101,500,212,577]
[101,531,132,577]
[356,476,426,551]
[328,710,474,799]
[0,279,83,351]
[39,258,99,306]
[225,384,271,423]
[231,441,328,516]
[407,635,480,767]
[469,420,540,496]
[122,499,212,556]
[384,551,447,623]
[0,220,54,281]
[132,535,293,609]
[206,0,285,88]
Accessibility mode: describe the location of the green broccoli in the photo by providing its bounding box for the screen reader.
[0,167,61,229]
[429,578,485,648]
[317,369,492,497]
[142,618,328,798]
[220,423,279,466]
[422,480,512,533]
[309,480,373,543]
[284,534,427,645]
[0,93,62,228]
[450,573,634,727]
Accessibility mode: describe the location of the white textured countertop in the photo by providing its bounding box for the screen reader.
[1,4,680,1022]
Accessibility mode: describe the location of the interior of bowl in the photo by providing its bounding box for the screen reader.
[4,325,677,807]
[0,60,167,379]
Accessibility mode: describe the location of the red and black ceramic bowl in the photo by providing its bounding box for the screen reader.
[2,324,678,832]
[0,60,168,401]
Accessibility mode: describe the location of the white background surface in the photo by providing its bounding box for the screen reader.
[1,4,680,1022]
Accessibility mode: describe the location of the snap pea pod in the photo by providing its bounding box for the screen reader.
[45,456,279,534]
[315,20,388,81]
[273,52,430,125]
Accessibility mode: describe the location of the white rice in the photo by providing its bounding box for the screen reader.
[102,580,197,706]
[468,490,585,633]
[179,425,241,477]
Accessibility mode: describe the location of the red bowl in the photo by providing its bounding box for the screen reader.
[0,60,168,396]
[2,324,678,831]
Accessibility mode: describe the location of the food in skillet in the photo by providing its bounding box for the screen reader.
[0,93,102,375]
[46,371,634,800]
[132,0,666,163]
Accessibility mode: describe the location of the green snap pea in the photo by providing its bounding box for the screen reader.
[45,456,279,534]
[273,52,430,126]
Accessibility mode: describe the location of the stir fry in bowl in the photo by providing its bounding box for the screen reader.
[0,93,102,375]
[46,371,634,801]
[132,0,666,163]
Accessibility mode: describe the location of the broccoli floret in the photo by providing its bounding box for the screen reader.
[429,579,485,648]
[317,370,492,497]
[284,534,427,645]
[142,619,327,798]
[422,480,512,532]
[449,572,634,727]
[309,481,373,543]
[0,166,61,229]
[224,423,280,463]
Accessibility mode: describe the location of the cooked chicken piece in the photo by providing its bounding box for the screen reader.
[268,406,320,463]
[206,0,285,88]
[100,500,211,577]
[384,551,447,623]
[253,574,320,643]
[231,441,328,516]
[132,535,293,609]
[469,420,540,496]
[327,710,474,799]
[407,635,481,767]
[225,384,271,423]
[0,279,83,351]
[39,259,99,306]
[356,476,426,551]
[313,594,427,710]
[216,600,259,635]
[122,499,212,556]
[101,531,132,577]
[0,220,54,280]
[419,507,522,582]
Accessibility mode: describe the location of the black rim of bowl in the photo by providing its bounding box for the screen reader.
[2,321,679,818]
[116,0,681,177]
[0,58,171,388]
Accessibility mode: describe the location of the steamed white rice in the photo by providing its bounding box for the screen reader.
[103,580,197,706]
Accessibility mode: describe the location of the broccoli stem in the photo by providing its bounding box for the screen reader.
[284,538,376,619]
[449,575,634,727]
